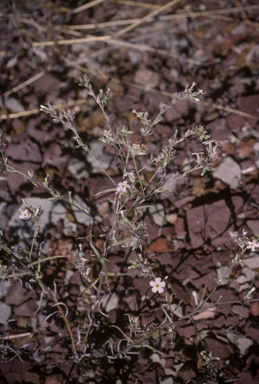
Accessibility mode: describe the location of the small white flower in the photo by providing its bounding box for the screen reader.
[124,170,135,182]
[247,240,259,252]
[19,209,31,220]
[117,180,130,193]
[123,171,131,177]
[102,130,112,138]
[244,286,256,300]
[150,277,166,294]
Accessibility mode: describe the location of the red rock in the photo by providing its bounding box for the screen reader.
[148,237,172,253]
[165,99,189,121]
[238,138,257,159]
[206,338,231,360]
[186,200,232,248]
[238,94,259,125]
[33,73,61,94]
[174,216,186,238]
[206,118,232,140]
[124,292,139,311]
[134,69,160,88]
[250,301,259,317]
[13,300,38,316]
[239,354,259,384]
[226,113,244,130]
[5,139,42,163]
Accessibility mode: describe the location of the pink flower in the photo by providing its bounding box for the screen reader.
[247,240,259,252]
[19,209,31,220]
[150,277,165,294]
[117,180,130,193]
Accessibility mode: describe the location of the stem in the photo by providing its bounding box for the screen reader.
[2,163,94,221]
[46,285,77,355]
[28,227,38,263]
[132,155,145,195]
[55,301,77,355]
[28,255,66,267]
[147,170,159,185]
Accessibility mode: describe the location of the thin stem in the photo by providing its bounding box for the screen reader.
[28,255,66,267]
[2,163,94,221]
[132,155,145,195]
[28,227,38,263]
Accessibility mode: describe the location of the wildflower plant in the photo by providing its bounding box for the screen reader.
[0,76,258,381]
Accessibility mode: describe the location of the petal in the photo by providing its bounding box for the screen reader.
[160,281,166,288]
[157,287,164,293]
[152,287,158,293]
[150,281,155,287]
[155,277,161,283]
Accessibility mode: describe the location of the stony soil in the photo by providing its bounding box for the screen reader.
[0,1,259,383]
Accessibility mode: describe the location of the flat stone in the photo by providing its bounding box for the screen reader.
[0,301,11,324]
[217,265,230,285]
[226,328,253,357]
[170,303,183,318]
[68,158,89,180]
[213,156,241,189]
[127,49,143,65]
[160,377,173,384]
[149,203,166,227]
[87,140,117,172]
[102,293,119,312]
[238,94,259,125]
[231,23,247,36]
[151,353,162,364]
[254,142,259,158]
[165,99,189,121]
[187,199,231,248]
[231,304,249,318]
[160,174,177,198]
[243,257,259,269]
[166,213,177,224]
[134,69,160,88]
[236,266,255,284]
[71,194,92,226]
[0,279,10,298]
[207,118,232,139]
[4,96,25,112]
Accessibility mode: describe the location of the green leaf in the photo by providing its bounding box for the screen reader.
[198,285,207,309]
[219,304,237,319]
[136,205,150,210]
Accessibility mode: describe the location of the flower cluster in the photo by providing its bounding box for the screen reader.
[192,140,220,176]
[131,143,147,156]
[229,229,259,253]
[73,244,91,278]
[124,170,136,184]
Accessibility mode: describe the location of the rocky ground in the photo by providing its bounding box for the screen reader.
[0,0,259,383]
